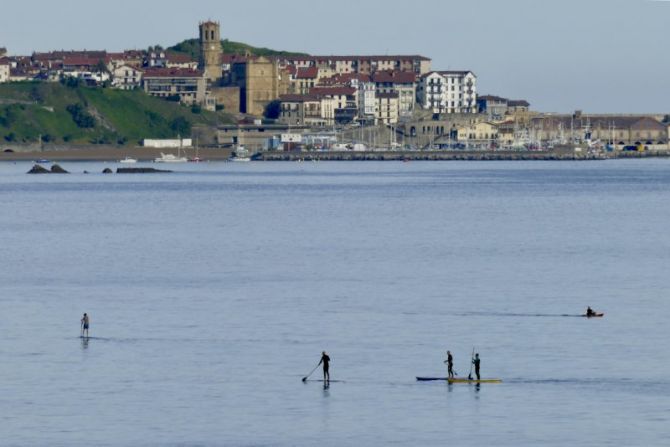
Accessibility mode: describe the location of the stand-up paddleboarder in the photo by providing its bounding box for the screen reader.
[444,350,455,378]
[81,313,90,338]
[318,351,330,383]
[472,353,481,380]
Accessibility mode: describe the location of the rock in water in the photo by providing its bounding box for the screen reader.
[50,164,69,174]
[116,167,172,174]
[27,164,50,174]
[102,168,113,174]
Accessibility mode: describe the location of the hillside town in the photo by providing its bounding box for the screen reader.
[1,20,668,154]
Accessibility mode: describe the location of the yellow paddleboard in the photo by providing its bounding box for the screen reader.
[447,378,502,384]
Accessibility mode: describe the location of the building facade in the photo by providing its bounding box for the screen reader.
[372,71,416,117]
[376,92,400,125]
[142,68,206,104]
[199,21,223,82]
[417,71,477,114]
[111,65,143,90]
[230,56,289,116]
[0,59,9,83]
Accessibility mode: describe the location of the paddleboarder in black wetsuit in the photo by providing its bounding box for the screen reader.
[319,351,330,383]
[472,353,481,380]
[586,307,595,317]
[444,351,454,378]
[81,313,90,338]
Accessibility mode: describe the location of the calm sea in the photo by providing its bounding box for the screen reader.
[1,160,669,446]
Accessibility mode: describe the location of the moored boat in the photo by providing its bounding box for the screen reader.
[228,145,251,162]
[154,152,187,163]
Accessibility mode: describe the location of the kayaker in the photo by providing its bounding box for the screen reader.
[444,350,455,378]
[472,353,481,380]
[81,313,90,338]
[318,351,330,383]
[586,307,595,317]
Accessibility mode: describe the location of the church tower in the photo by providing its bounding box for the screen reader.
[199,20,222,82]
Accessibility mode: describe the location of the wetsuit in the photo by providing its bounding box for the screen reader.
[447,353,454,378]
[320,354,330,382]
[473,357,481,380]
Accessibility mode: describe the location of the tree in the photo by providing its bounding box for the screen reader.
[94,59,109,75]
[60,76,82,88]
[169,116,191,136]
[264,100,281,119]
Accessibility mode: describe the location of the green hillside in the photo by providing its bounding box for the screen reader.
[169,39,308,60]
[0,81,234,145]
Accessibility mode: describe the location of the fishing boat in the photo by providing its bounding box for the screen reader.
[416,377,502,383]
[119,156,138,164]
[228,145,251,162]
[154,152,187,163]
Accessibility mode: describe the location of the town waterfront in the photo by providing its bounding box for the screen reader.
[2,160,670,446]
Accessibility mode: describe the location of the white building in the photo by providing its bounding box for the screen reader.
[354,79,376,122]
[0,59,9,83]
[111,65,143,90]
[417,71,477,114]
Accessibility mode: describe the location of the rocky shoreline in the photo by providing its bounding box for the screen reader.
[3,145,669,162]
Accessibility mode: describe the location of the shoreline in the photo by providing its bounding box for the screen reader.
[1,146,669,162]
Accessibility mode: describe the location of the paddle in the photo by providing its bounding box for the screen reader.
[301,363,321,382]
[468,347,475,380]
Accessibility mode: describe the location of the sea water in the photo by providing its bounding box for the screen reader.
[1,160,669,446]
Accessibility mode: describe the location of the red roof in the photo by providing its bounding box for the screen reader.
[143,68,204,78]
[318,72,371,86]
[372,70,417,84]
[166,52,196,64]
[62,56,104,67]
[296,66,318,79]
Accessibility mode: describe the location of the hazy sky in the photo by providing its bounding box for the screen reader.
[1,0,668,113]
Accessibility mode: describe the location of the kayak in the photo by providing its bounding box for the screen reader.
[416,377,502,383]
[583,313,604,318]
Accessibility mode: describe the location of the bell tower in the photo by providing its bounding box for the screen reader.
[199,20,222,82]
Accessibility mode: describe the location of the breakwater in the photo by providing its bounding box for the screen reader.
[255,150,669,161]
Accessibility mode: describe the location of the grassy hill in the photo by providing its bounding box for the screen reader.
[0,81,234,145]
[169,39,308,60]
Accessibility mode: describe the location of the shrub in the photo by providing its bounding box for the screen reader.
[66,103,96,128]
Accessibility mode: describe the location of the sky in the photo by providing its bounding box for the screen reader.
[0,0,668,113]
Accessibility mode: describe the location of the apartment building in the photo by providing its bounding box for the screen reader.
[287,66,320,94]
[372,71,417,117]
[376,92,400,125]
[142,68,206,104]
[417,71,477,114]
[111,65,143,90]
[279,94,332,127]
[276,55,432,75]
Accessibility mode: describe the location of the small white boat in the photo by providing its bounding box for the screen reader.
[228,145,251,162]
[154,152,187,163]
[119,157,137,164]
